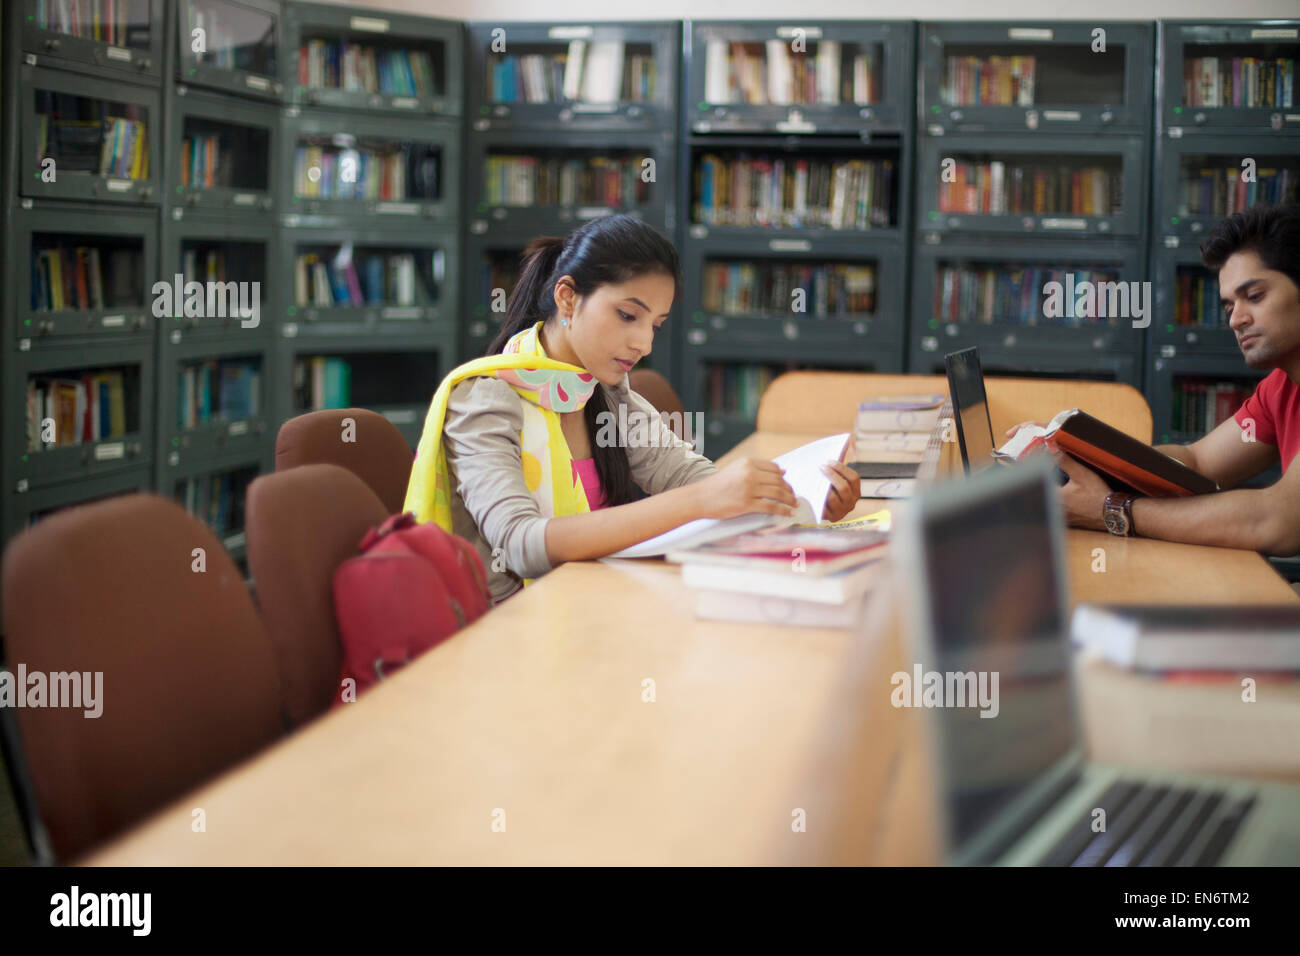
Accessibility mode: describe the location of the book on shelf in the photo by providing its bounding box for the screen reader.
[702,39,876,105]
[608,433,851,558]
[1179,164,1297,217]
[489,41,655,103]
[1170,379,1255,436]
[701,260,875,317]
[295,357,353,411]
[299,41,437,96]
[932,265,1121,326]
[483,154,648,207]
[939,162,1121,217]
[1071,604,1300,672]
[1183,56,1295,109]
[998,409,1219,496]
[294,250,433,307]
[26,370,127,451]
[178,360,261,428]
[942,55,1036,107]
[704,363,795,419]
[37,0,136,45]
[693,154,894,229]
[181,134,226,189]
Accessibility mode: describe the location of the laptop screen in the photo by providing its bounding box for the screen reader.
[912,461,1079,855]
[945,348,996,474]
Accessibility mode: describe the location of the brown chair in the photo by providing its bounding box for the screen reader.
[629,368,688,439]
[245,464,388,729]
[275,408,414,514]
[0,494,284,862]
[755,370,1154,443]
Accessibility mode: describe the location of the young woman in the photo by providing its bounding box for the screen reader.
[404,214,861,604]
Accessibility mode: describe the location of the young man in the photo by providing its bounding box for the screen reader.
[1053,203,1300,556]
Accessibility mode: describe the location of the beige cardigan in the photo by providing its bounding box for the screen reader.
[442,373,717,604]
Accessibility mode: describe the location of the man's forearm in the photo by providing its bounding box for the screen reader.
[1131,486,1296,555]
[1153,443,1197,470]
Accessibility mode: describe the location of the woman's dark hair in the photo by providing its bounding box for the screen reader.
[1200,203,1300,293]
[485,214,682,508]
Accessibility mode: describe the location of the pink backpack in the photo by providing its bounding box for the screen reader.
[332,512,491,706]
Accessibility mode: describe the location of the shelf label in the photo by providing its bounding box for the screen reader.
[687,329,707,345]
[777,26,823,38]
[233,193,257,205]
[382,409,417,425]
[769,239,811,252]
[391,97,418,109]
[471,220,488,234]
[350,16,390,32]
[224,531,247,550]
[1168,126,1183,138]
[776,118,817,133]
[381,307,422,320]
[94,441,125,461]
[101,314,126,327]
[283,323,299,337]
[246,75,270,91]
[228,420,249,437]
[921,336,938,351]
[106,178,133,192]
[105,46,131,62]
[689,224,708,239]
[1251,28,1297,39]
[573,103,617,113]
[576,206,608,219]
[1287,114,1300,123]
[1008,28,1053,40]
[1164,236,1179,248]
[376,202,419,215]
[1042,110,1081,121]
[549,26,593,39]
[1041,218,1087,230]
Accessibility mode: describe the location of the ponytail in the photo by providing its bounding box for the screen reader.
[481,215,682,508]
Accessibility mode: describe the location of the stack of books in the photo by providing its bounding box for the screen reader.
[25,370,128,451]
[849,394,945,499]
[298,41,438,97]
[671,523,890,628]
[941,55,1037,106]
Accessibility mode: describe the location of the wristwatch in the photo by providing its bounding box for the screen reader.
[1102,492,1141,537]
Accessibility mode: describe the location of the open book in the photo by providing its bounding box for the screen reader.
[998,409,1218,497]
[607,433,851,559]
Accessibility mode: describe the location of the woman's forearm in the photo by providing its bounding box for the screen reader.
[544,482,705,563]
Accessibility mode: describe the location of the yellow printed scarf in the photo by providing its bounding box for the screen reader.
[403,321,599,584]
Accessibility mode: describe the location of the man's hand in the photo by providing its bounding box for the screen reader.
[1051,449,1111,531]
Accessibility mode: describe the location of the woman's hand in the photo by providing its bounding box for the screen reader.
[691,458,799,520]
[820,461,861,522]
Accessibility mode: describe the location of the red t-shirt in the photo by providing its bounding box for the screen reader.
[1233,368,1300,473]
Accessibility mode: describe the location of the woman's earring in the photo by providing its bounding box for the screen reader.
[560,315,569,327]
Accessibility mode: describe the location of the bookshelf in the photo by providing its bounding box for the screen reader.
[175,0,284,102]
[1147,19,1298,459]
[284,1,462,117]
[462,21,679,371]
[169,84,279,213]
[681,19,915,456]
[910,20,1153,388]
[1,0,165,570]
[19,0,164,84]
[278,7,464,453]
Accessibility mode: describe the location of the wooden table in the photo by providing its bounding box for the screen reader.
[86,432,1300,865]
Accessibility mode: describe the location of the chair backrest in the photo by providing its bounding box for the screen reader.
[755,371,1153,443]
[276,408,413,513]
[629,368,687,438]
[1,494,283,862]
[245,464,388,728]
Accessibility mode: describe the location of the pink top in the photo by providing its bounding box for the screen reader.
[571,457,606,509]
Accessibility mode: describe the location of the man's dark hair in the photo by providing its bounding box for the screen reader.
[1200,203,1300,292]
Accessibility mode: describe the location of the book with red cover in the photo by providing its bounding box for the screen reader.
[998,408,1219,497]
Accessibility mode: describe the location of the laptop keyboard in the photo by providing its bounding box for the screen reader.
[1038,780,1257,866]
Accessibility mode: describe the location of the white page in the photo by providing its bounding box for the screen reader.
[607,433,850,558]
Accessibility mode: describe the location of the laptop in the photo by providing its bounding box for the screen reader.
[893,455,1300,865]
[944,347,997,475]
